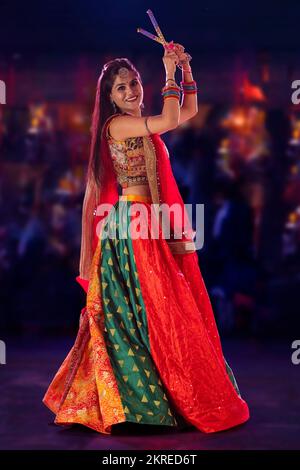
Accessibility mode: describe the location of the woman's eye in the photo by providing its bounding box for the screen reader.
[117,81,137,91]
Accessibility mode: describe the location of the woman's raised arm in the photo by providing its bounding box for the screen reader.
[109,47,181,140]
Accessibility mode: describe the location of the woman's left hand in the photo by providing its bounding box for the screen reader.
[172,43,191,66]
[165,41,192,67]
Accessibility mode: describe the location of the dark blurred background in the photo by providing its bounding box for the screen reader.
[1,0,300,339]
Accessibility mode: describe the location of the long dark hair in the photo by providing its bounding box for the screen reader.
[88,58,142,186]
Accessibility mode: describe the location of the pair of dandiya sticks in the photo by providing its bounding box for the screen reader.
[137,9,192,68]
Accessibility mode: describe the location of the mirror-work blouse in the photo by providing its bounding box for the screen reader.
[106,119,149,188]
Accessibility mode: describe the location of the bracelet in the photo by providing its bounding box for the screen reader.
[162,88,181,101]
[178,52,192,70]
[161,83,181,100]
[161,83,180,93]
[163,94,180,101]
[145,116,151,135]
[166,78,176,85]
[162,82,180,91]
[180,80,197,94]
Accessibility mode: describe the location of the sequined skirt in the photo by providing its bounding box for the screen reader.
[43,194,249,434]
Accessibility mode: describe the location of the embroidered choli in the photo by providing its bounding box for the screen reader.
[106,116,149,188]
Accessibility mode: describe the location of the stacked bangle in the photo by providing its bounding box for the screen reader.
[161,82,181,101]
[166,78,177,85]
[180,80,197,94]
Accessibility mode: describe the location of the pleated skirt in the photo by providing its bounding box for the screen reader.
[43,194,249,434]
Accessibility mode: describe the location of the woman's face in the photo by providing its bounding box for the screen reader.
[110,68,143,115]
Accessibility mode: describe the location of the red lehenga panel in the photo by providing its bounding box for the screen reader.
[130,202,250,433]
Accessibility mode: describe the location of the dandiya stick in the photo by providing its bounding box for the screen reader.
[146,9,168,47]
[136,28,164,45]
[137,9,192,66]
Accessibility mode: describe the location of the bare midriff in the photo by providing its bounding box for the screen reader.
[122,184,151,197]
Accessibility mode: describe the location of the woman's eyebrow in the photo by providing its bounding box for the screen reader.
[116,79,136,88]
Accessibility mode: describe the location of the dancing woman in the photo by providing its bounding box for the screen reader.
[43,43,250,434]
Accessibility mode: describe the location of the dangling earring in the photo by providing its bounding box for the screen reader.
[140,102,145,110]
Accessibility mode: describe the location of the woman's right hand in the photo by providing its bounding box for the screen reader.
[162,44,179,77]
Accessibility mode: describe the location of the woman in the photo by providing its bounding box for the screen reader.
[43,43,250,434]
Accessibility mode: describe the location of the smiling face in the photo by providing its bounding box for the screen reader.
[110,67,143,116]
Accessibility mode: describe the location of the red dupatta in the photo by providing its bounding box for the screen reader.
[76,113,196,293]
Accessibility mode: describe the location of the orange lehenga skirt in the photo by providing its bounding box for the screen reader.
[43,194,249,434]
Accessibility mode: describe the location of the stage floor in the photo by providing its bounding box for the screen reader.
[0,337,299,450]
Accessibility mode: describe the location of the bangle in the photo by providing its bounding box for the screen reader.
[161,85,180,100]
[161,84,181,101]
[163,94,180,101]
[178,52,192,70]
[166,78,176,85]
[161,83,180,93]
[180,80,197,94]
[163,93,180,101]
[162,82,180,91]
[145,116,151,135]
